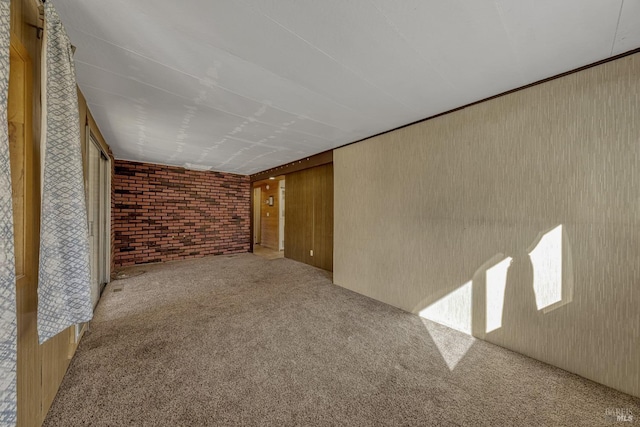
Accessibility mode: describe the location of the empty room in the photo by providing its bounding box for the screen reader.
[1,0,639,426]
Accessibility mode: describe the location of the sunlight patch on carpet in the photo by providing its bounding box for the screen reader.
[422,319,476,371]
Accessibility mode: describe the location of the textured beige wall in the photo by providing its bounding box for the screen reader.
[334,53,640,397]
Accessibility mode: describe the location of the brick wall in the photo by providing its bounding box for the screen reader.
[112,160,250,267]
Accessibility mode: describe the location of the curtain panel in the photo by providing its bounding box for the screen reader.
[38,1,93,344]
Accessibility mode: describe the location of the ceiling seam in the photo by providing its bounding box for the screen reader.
[104,134,260,164]
[75,66,343,143]
[107,126,321,175]
[89,111,336,173]
[493,1,527,86]
[234,150,284,173]
[87,116,291,155]
[67,26,380,125]
[85,94,313,153]
[241,4,417,114]
[74,59,355,138]
[368,2,460,94]
[610,0,625,55]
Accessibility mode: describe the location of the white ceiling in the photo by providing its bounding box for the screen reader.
[53,0,640,175]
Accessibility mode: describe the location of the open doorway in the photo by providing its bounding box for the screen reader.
[252,176,285,259]
[253,186,261,245]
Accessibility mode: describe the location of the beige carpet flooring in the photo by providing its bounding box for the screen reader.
[43,254,639,426]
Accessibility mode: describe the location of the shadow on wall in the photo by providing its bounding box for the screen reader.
[416,225,573,370]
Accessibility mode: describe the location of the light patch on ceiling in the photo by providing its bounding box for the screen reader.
[52,0,637,175]
[183,163,212,171]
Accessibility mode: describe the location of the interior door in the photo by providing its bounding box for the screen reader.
[87,136,109,308]
[87,140,100,307]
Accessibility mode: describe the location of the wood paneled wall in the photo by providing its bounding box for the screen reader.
[284,164,333,271]
[8,0,114,424]
[9,32,40,427]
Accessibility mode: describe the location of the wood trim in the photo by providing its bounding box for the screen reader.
[336,47,640,153]
[250,150,332,182]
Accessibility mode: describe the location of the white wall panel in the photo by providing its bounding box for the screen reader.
[335,53,640,397]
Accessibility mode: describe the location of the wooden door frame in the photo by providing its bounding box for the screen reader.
[10,32,42,427]
[85,130,111,291]
[252,186,261,245]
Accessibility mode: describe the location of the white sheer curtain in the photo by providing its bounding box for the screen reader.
[38,1,93,344]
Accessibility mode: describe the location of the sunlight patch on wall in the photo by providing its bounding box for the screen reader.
[485,257,512,333]
[529,225,563,311]
[419,281,472,335]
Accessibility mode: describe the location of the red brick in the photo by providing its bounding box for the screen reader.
[112,160,250,267]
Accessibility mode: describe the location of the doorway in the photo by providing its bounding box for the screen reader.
[253,187,261,244]
[86,132,110,308]
[252,176,285,259]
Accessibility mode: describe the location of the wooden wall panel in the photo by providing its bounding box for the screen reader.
[40,333,73,418]
[284,164,333,271]
[313,164,333,271]
[77,90,111,159]
[284,171,312,264]
[9,35,41,427]
[9,1,115,424]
